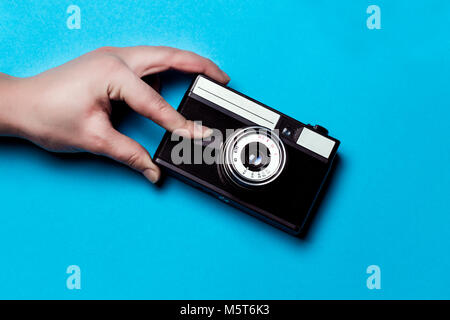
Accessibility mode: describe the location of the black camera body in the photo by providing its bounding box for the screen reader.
[154,75,340,235]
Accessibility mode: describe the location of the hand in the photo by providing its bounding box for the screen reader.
[0,46,230,182]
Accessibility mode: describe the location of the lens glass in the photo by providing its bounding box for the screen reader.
[241,142,271,172]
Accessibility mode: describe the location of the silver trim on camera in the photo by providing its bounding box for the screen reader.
[191,77,280,130]
[296,128,335,159]
[219,126,286,188]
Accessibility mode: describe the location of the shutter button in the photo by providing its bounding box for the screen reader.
[313,125,328,135]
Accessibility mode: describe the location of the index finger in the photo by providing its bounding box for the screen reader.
[109,68,213,139]
[108,46,230,84]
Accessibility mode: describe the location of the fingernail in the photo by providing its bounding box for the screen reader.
[143,168,159,183]
[193,122,213,138]
[202,127,214,138]
[221,70,230,83]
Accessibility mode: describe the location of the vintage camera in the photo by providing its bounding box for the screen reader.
[154,75,340,235]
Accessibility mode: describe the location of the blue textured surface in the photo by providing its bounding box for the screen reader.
[0,1,449,299]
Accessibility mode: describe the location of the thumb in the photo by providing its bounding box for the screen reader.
[100,128,160,183]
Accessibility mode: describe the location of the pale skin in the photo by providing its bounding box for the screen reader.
[0,46,230,183]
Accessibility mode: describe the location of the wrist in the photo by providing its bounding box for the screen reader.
[0,75,30,137]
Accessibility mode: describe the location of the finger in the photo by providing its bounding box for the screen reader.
[98,128,160,183]
[110,69,213,139]
[112,46,230,84]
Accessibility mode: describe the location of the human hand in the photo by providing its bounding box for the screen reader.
[0,46,230,182]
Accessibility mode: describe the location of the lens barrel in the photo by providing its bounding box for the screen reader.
[219,126,286,188]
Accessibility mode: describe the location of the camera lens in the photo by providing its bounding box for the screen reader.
[219,126,286,188]
[242,142,271,171]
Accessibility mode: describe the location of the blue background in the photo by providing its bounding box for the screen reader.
[0,1,449,299]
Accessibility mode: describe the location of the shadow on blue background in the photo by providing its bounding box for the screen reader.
[0,1,449,299]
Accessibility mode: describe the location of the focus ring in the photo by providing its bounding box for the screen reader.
[219,126,286,188]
